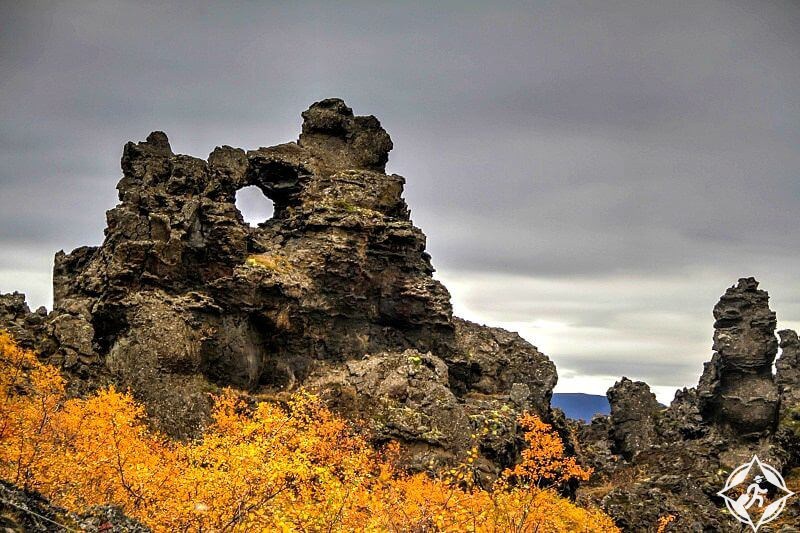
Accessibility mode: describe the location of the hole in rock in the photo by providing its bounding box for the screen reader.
[235,185,274,227]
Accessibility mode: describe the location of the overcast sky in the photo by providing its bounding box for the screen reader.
[2,0,799,403]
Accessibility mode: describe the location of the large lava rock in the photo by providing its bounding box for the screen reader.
[576,278,800,531]
[1,99,557,472]
[607,377,661,460]
[697,277,779,435]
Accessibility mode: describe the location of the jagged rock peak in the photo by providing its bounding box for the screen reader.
[576,279,797,530]
[712,277,778,371]
[145,130,172,154]
[0,292,46,350]
[607,377,661,460]
[298,98,393,172]
[698,277,779,434]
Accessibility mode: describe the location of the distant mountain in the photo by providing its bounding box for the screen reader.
[552,393,610,422]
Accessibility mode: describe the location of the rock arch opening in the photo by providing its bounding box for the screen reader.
[235,185,274,227]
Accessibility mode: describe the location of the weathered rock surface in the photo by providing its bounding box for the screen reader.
[577,278,800,531]
[0,480,148,532]
[0,293,48,351]
[777,329,800,409]
[777,329,800,471]
[607,378,661,460]
[698,277,780,435]
[308,349,473,471]
[0,98,557,472]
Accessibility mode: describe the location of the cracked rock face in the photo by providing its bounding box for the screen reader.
[0,99,557,470]
[0,293,47,351]
[607,378,661,461]
[698,277,779,434]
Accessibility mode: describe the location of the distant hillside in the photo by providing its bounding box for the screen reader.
[552,393,609,422]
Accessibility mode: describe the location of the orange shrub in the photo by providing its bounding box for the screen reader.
[0,331,617,532]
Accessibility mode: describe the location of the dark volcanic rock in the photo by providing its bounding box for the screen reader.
[0,293,47,351]
[0,99,557,471]
[451,318,556,415]
[697,277,779,435]
[601,481,726,533]
[2,101,797,530]
[777,329,800,469]
[777,329,800,408]
[607,378,662,460]
[655,386,705,442]
[299,98,393,172]
[577,278,798,531]
[308,349,473,471]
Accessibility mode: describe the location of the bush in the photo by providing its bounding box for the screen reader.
[0,331,617,532]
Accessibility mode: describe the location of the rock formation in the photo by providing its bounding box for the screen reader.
[0,293,47,351]
[577,278,800,530]
[607,378,661,460]
[2,100,797,530]
[697,277,779,435]
[0,99,556,474]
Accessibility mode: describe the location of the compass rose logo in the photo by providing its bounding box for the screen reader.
[717,455,795,532]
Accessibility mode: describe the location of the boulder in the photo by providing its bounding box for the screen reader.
[607,377,662,460]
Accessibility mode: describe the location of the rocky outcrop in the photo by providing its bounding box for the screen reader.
[697,277,779,435]
[0,293,47,351]
[576,278,799,531]
[0,99,557,472]
[308,349,473,471]
[607,378,661,460]
[451,318,556,414]
[6,98,795,530]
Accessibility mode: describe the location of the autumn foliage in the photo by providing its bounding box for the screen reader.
[0,331,617,531]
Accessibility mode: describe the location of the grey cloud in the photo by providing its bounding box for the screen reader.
[439,269,800,400]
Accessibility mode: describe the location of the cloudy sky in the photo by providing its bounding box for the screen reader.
[2,1,799,403]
